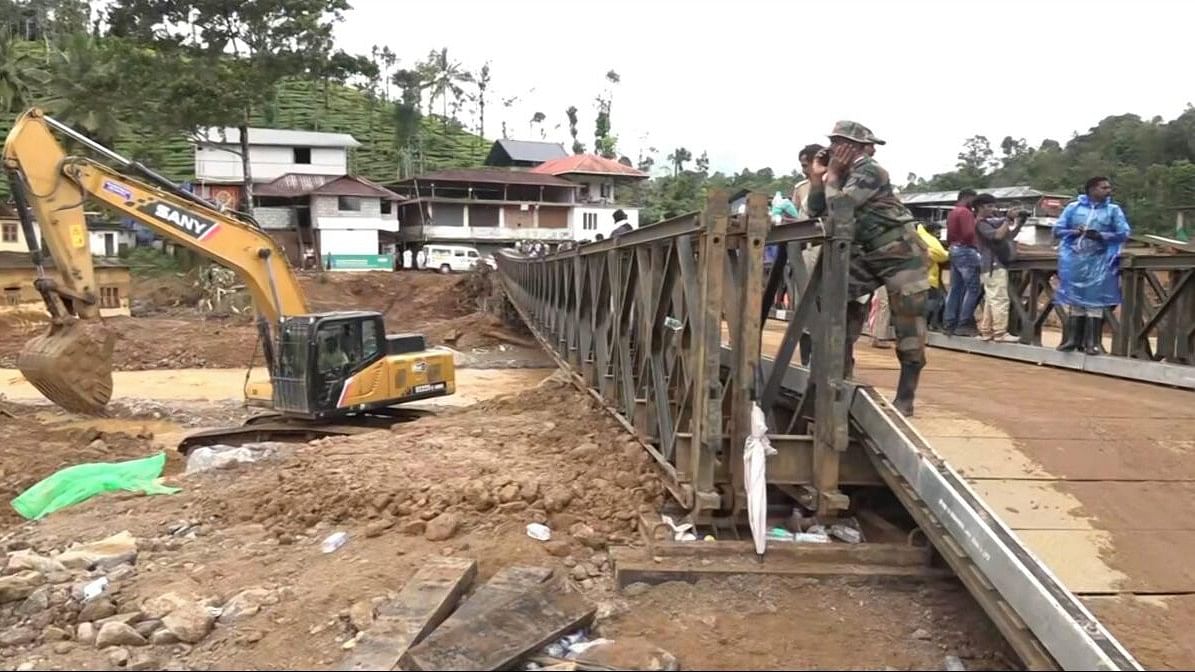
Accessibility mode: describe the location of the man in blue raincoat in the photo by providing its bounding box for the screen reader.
[1052,176,1131,355]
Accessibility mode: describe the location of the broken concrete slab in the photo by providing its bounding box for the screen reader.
[57,531,137,570]
[435,565,553,636]
[400,586,595,671]
[337,555,477,671]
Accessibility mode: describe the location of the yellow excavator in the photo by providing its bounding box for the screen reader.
[3,108,455,452]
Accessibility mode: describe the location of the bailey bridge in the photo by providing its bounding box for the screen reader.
[491,191,1195,671]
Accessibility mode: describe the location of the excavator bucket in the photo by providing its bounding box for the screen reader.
[17,319,116,415]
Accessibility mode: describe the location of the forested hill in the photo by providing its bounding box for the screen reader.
[907,110,1195,236]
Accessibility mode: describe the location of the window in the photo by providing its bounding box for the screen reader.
[2,223,17,243]
[99,286,120,308]
[467,250,478,258]
[338,196,362,212]
[600,182,612,199]
[293,147,311,164]
[381,200,392,215]
[361,320,379,359]
[4,287,19,306]
[582,213,598,231]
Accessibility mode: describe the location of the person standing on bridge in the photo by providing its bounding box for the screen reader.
[806,121,932,417]
[1052,176,1131,355]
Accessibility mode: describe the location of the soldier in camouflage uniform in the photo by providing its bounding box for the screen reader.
[805,121,931,416]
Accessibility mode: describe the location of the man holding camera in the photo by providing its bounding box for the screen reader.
[973,193,1027,342]
[805,121,931,417]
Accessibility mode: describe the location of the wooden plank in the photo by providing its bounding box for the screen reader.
[435,564,554,635]
[640,539,929,566]
[610,547,949,589]
[400,586,596,671]
[337,556,477,671]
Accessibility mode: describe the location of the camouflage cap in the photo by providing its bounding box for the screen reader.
[829,120,886,146]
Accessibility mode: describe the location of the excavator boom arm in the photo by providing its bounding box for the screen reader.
[2,108,310,323]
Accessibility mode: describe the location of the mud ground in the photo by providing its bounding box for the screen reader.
[0,270,1013,670]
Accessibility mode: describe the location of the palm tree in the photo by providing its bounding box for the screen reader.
[0,27,50,113]
[419,47,473,123]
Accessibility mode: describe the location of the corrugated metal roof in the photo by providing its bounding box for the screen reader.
[900,185,1074,205]
[196,127,360,148]
[393,168,579,188]
[486,139,568,164]
[530,154,648,179]
[255,174,402,200]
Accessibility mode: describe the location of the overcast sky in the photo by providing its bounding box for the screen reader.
[335,0,1192,182]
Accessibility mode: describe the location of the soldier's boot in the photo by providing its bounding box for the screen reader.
[1056,316,1085,352]
[892,361,923,418]
[1085,317,1106,355]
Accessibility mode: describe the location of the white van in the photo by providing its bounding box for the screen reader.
[421,244,492,273]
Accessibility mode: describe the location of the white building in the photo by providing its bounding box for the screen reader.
[528,154,646,239]
[193,127,359,183]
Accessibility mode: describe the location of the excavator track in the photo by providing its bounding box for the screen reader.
[176,407,435,455]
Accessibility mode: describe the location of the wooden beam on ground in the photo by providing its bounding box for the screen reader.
[337,556,477,671]
[435,564,554,636]
[610,546,950,589]
[400,586,596,671]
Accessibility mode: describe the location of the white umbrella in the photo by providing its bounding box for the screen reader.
[743,401,776,556]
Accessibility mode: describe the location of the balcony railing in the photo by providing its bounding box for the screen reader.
[402,225,573,241]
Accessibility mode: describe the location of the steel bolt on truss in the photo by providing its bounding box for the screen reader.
[494,190,1144,671]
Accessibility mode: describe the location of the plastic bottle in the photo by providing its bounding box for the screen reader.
[321,531,348,553]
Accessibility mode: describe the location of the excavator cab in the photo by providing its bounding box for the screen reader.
[272,312,388,418]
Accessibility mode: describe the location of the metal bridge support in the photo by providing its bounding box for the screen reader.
[495,190,870,523]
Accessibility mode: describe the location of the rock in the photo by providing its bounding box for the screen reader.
[52,641,74,654]
[463,481,494,511]
[5,550,67,575]
[239,629,264,644]
[0,626,36,647]
[79,597,118,622]
[614,471,638,489]
[133,620,161,639]
[570,564,589,581]
[219,588,273,624]
[398,520,426,536]
[562,557,577,568]
[543,487,573,513]
[141,592,194,620]
[371,493,392,513]
[57,531,138,571]
[42,626,70,641]
[497,501,527,513]
[519,479,540,502]
[107,646,130,667]
[0,571,45,603]
[149,629,179,645]
[496,483,520,503]
[623,582,651,597]
[595,599,630,621]
[76,622,97,645]
[128,650,159,670]
[17,585,50,615]
[543,540,571,558]
[424,513,460,541]
[97,612,143,628]
[549,513,580,531]
[106,565,137,583]
[583,562,601,578]
[162,601,214,643]
[349,600,374,632]
[89,438,109,452]
[364,519,393,538]
[911,628,932,640]
[96,622,147,648]
[570,443,600,461]
[579,578,594,590]
[28,609,54,630]
[570,523,607,550]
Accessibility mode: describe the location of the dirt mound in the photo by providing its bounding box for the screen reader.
[0,399,187,528]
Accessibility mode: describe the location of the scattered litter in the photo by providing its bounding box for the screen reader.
[10,452,179,520]
[663,317,683,331]
[945,655,967,671]
[767,527,793,542]
[793,531,831,543]
[830,523,863,544]
[82,577,109,601]
[184,442,285,475]
[321,532,348,554]
[526,523,552,541]
[659,515,696,542]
